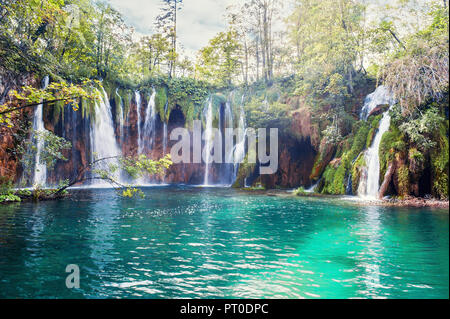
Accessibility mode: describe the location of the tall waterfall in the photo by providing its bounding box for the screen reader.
[142,89,156,153]
[203,98,213,185]
[223,95,235,184]
[233,95,247,182]
[115,89,124,144]
[135,91,142,154]
[89,88,124,186]
[32,75,50,186]
[162,101,169,155]
[358,86,395,199]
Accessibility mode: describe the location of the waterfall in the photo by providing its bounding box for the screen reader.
[346,173,353,195]
[32,75,50,187]
[223,95,235,184]
[360,85,395,121]
[358,110,392,198]
[232,95,247,183]
[203,98,213,186]
[162,100,169,155]
[358,86,395,199]
[135,91,142,154]
[89,88,123,186]
[142,89,156,153]
[115,89,124,145]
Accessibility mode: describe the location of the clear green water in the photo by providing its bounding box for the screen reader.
[0,186,448,299]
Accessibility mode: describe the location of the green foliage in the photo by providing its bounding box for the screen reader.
[122,188,145,198]
[0,177,20,204]
[430,121,449,199]
[399,106,444,151]
[366,115,383,148]
[155,86,168,122]
[196,28,241,87]
[121,154,172,180]
[19,130,72,178]
[1,80,101,127]
[16,189,32,197]
[381,6,449,114]
[351,153,365,194]
[409,148,425,163]
[0,194,21,203]
[243,183,265,191]
[232,152,257,188]
[293,187,307,196]
[397,165,410,198]
[349,123,370,161]
[288,0,364,107]
[379,125,404,178]
[320,116,378,195]
[245,97,293,135]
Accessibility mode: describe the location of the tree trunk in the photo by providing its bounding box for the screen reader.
[379,162,394,199]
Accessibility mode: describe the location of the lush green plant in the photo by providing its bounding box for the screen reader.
[293,187,307,196]
[430,121,449,199]
[399,106,444,151]
[19,130,72,183]
[0,194,21,203]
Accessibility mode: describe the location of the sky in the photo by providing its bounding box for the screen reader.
[105,0,241,57]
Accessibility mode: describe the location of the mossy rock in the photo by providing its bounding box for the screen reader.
[396,164,410,198]
[155,86,168,122]
[232,151,257,188]
[351,153,366,194]
[430,121,449,199]
[379,125,404,178]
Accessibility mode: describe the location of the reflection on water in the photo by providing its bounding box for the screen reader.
[357,206,383,297]
[0,187,448,299]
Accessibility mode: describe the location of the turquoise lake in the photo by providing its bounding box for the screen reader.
[0,186,448,299]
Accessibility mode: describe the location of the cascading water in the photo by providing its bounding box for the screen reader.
[360,85,395,121]
[115,89,124,144]
[358,86,395,199]
[232,95,247,183]
[223,94,235,184]
[203,98,213,186]
[89,88,124,186]
[135,91,142,154]
[142,89,156,153]
[162,101,169,155]
[32,75,50,186]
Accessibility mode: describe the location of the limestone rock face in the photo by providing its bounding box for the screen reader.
[0,75,37,182]
[261,136,316,189]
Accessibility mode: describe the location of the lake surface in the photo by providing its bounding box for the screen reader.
[0,186,448,299]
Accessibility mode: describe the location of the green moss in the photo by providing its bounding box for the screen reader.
[397,165,410,197]
[293,187,307,196]
[379,125,404,178]
[155,86,168,122]
[349,122,370,161]
[430,121,449,199]
[409,148,424,163]
[351,153,365,194]
[366,115,382,148]
[321,165,337,194]
[232,151,257,188]
[319,119,372,195]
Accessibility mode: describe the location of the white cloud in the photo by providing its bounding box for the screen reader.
[106,0,241,56]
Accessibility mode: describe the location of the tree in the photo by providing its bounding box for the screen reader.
[155,0,183,78]
[287,0,365,102]
[93,2,132,79]
[133,33,171,77]
[55,154,172,197]
[196,29,241,86]
[381,4,449,114]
